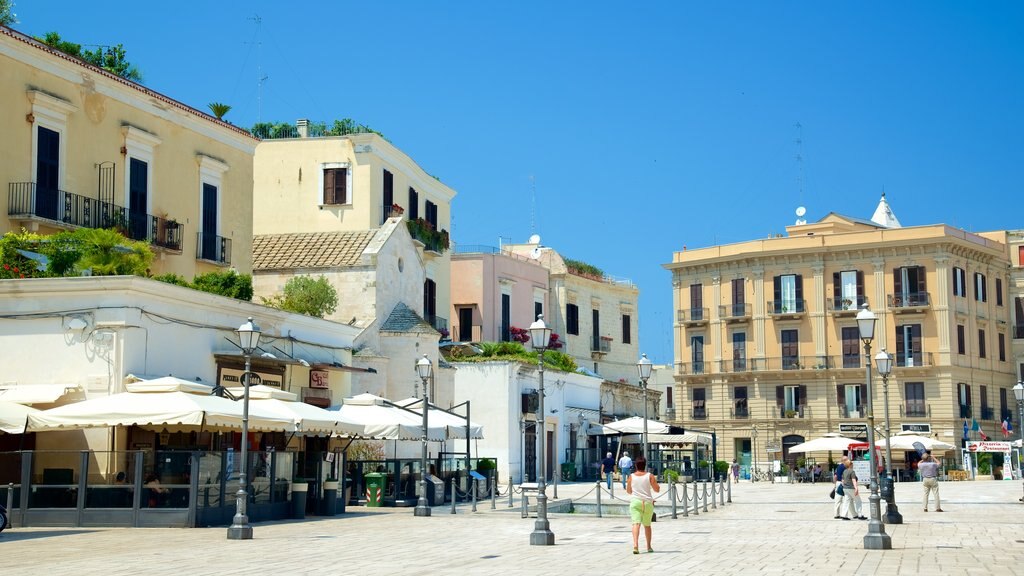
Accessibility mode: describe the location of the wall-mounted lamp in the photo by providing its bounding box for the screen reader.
[67,317,87,331]
[120,146,128,155]
[26,113,35,123]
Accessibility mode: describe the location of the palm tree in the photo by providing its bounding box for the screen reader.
[208,102,231,120]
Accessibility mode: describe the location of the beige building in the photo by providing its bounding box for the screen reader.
[665,197,1019,475]
[0,26,257,276]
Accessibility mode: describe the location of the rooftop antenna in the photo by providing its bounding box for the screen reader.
[794,122,807,225]
[249,14,269,124]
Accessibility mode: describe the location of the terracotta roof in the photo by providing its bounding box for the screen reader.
[252,231,376,270]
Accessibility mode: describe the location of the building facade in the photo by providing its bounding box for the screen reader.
[665,201,1018,475]
[0,26,257,276]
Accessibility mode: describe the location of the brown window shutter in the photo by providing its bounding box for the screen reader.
[856,271,864,298]
[338,168,348,204]
[776,385,784,406]
[798,385,807,407]
[893,268,902,296]
[323,169,335,204]
[836,385,844,406]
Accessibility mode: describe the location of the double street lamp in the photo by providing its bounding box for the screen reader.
[874,348,902,524]
[856,306,892,550]
[1014,381,1024,503]
[528,314,554,545]
[227,317,262,540]
[415,355,432,517]
[637,354,653,459]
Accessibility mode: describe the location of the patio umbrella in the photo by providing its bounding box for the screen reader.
[875,431,955,452]
[788,433,860,454]
[26,391,296,432]
[251,398,363,436]
[599,416,670,435]
[329,393,446,441]
[393,397,484,439]
[0,400,38,434]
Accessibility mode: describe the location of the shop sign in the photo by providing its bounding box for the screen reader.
[966,441,1011,452]
[901,423,931,433]
[309,369,329,389]
[839,423,868,436]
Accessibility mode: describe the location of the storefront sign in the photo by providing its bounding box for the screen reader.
[765,441,781,453]
[901,423,931,433]
[966,441,1011,452]
[309,369,329,389]
[220,368,280,388]
[839,424,868,436]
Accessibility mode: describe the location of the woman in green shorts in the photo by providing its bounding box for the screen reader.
[626,455,661,554]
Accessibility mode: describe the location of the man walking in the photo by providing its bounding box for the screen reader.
[618,452,633,489]
[919,450,943,512]
[601,452,616,490]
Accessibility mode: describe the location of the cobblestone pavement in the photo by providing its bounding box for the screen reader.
[3,479,1023,575]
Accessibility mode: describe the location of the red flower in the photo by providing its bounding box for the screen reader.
[2,264,8,270]
[12,267,18,273]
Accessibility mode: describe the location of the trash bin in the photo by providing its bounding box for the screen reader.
[880,476,894,502]
[291,481,308,519]
[364,472,385,507]
[322,480,338,516]
[425,474,445,506]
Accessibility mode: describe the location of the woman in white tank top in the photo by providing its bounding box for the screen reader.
[626,455,660,554]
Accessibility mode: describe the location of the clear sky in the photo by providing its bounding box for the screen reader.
[14,2,1023,364]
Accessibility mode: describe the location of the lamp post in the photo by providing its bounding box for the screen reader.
[751,426,758,482]
[874,348,902,524]
[637,353,653,459]
[856,306,891,549]
[414,355,432,517]
[528,314,554,545]
[1014,381,1024,503]
[227,317,262,540]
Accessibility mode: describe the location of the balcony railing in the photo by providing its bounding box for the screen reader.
[888,291,931,310]
[719,303,752,321]
[981,406,994,420]
[1014,324,1024,339]
[591,337,611,353]
[902,403,929,418]
[767,299,806,315]
[426,314,448,337]
[677,307,709,324]
[959,404,972,419]
[838,405,865,419]
[777,405,805,418]
[841,354,862,369]
[830,295,869,314]
[451,322,481,343]
[894,352,933,368]
[9,182,183,250]
[196,233,231,264]
[691,407,707,420]
[675,361,706,375]
[733,402,749,418]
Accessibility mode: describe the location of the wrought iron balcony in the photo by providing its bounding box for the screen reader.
[674,361,706,375]
[196,233,231,264]
[591,337,611,353]
[426,314,448,337]
[838,405,865,419]
[691,406,707,420]
[959,404,972,419]
[840,354,862,369]
[767,299,806,316]
[677,307,709,325]
[830,295,868,315]
[981,407,994,420]
[719,303,752,322]
[894,351,933,368]
[888,291,931,311]
[778,405,805,418]
[451,322,481,343]
[733,402,749,418]
[8,182,183,250]
[902,402,929,418]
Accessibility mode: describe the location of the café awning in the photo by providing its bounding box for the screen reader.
[329,393,446,441]
[0,384,81,405]
[594,416,671,435]
[393,397,484,439]
[0,401,39,434]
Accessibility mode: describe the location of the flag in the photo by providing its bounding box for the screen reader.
[971,418,979,432]
[1009,419,1014,433]
[979,426,988,441]
[963,419,969,439]
[1003,419,1010,438]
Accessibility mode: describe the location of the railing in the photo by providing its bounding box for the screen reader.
[450,322,482,343]
[830,295,869,313]
[840,354,862,369]
[767,299,806,315]
[902,403,929,418]
[8,182,183,250]
[733,403,749,418]
[691,407,707,420]
[251,121,381,140]
[777,405,806,418]
[677,307,709,323]
[591,337,611,353]
[675,361,706,375]
[894,351,933,368]
[719,303,752,320]
[426,314,448,336]
[196,232,231,264]
[1014,324,1024,339]
[981,407,994,420]
[407,222,449,254]
[959,404,972,419]
[887,292,931,309]
[838,405,865,419]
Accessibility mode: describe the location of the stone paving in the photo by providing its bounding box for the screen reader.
[2,478,1023,575]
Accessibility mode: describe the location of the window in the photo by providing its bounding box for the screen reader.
[690,284,704,320]
[837,384,864,418]
[425,200,438,230]
[981,385,990,419]
[198,155,227,261]
[733,386,748,417]
[500,293,511,342]
[958,382,972,418]
[905,382,926,417]
[893,266,927,305]
[534,301,543,322]
[128,158,150,241]
[974,273,987,302]
[381,169,394,224]
[408,187,419,219]
[777,385,805,415]
[842,327,860,368]
[1017,297,1024,339]
[323,167,348,205]
[996,278,1003,306]
[978,329,986,358]
[1020,246,1024,266]
[29,90,74,222]
[691,336,704,374]
[957,325,966,355]
[732,278,745,305]
[1000,388,1009,422]
[895,323,922,367]
[424,278,438,329]
[998,333,1006,361]
[665,386,673,409]
[952,267,966,297]
[732,332,746,371]
[457,307,474,342]
[833,270,863,310]
[692,388,706,419]
[622,314,631,344]
[566,304,579,335]
[591,309,601,351]
[781,329,799,368]
[773,274,803,313]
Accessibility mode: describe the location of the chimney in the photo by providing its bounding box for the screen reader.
[296,119,309,138]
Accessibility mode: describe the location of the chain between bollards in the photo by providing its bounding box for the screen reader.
[450,477,456,515]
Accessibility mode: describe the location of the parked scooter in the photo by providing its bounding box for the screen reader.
[0,501,7,533]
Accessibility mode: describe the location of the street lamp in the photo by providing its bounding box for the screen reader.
[227,317,262,540]
[414,354,432,517]
[637,354,653,459]
[874,348,902,524]
[856,305,891,550]
[528,314,554,545]
[1014,380,1024,503]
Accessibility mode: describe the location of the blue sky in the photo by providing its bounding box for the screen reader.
[15,2,1023,363]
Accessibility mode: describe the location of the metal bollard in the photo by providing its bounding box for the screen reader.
[521,490,528,518]
[6,482,13,529]
[682,480,689,517]
[727,474,732,503]
[670,482,677,519]
[712,478,718,509]
[720,478,726,506]
[450,477,457,515]
[595,481,602,518]
[508,475,514,508]
[491,476,497,510]
[703,482,709,513]
[472,478,478,512]
[553,471,558,500]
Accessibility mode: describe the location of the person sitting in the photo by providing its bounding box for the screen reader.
[144,473,168,508]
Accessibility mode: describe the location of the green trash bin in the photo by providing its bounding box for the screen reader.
[364,472,385,507]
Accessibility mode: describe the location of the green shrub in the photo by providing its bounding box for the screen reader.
[191,270,253,300]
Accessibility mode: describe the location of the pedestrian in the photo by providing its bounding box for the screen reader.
[919,450,943,512]
[600,452,616,490]
[618,452,633,489]
[839,457,863,520]
[832,459,846,519]
[731,459,740,483]
[626,455,660,554]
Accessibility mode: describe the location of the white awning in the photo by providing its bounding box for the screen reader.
[328,393,446,441]
[393,397,484,439]
[0,384,81,405]
[619,432,713,446]
[0,401,39,434]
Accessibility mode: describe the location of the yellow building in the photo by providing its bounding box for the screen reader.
[0,26,258,276]
[664,197,1018,475]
